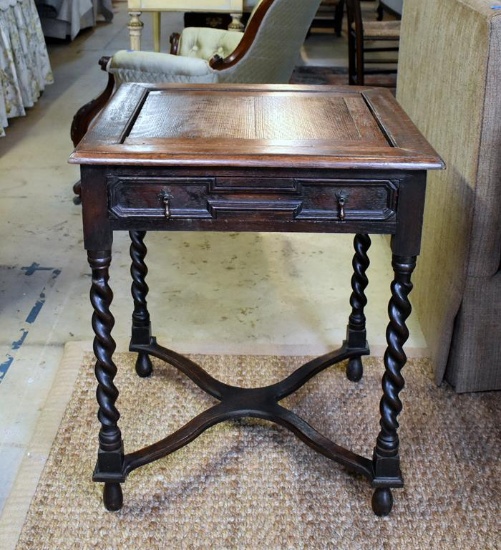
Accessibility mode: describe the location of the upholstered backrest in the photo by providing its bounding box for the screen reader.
[177,27,244,59]
[176,1,264,60]
[396,0,501,380]
[215,0,323,83]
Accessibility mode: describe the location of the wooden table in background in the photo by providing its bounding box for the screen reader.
[70,83,443,516]
[127,0,257,51]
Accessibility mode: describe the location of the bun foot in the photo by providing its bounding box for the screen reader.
[103,482,123,511]
[372,487,393,516]
[346,357,363,382]
[135,353,153,377]
[72,180,81,205]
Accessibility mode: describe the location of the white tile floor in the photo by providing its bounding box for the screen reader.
[0,2,424,517]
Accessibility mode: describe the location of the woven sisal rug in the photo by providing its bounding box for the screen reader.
[4,347,501,549]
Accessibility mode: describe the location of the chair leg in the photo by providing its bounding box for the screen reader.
[348,32,357,84]
[348,36,365,85]
[334,0,345,37]
[356,44,365,86]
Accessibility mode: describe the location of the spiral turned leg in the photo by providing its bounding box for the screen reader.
[88,251,124,510]
[372,255,416,515]
[346,234,371,382]
[130,231,153,378]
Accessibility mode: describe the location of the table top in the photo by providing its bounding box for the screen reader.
[70,83,443,171]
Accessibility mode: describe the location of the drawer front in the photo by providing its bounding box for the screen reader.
[108,176,397,223]
[295,179,397,221]
[108,177,213,219]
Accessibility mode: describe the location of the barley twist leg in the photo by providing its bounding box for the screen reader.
[372,255,416,516]
[346,234,371,382]
[130,231,153,377]
[88,250,123,511]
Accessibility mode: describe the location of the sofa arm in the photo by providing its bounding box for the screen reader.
[107,50,218,84]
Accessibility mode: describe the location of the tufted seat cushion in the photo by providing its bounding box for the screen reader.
[176,27,244,60]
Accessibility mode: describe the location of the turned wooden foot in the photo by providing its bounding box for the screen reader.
[346,356,364,382]
[135,353,153,377]
[103,482,123,511]
[372,487,393,516]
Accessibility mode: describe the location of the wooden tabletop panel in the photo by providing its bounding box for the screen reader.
[70,84,444,171]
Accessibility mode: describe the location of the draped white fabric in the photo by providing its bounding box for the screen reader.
[0,0,53,137]
[38,0,113,41]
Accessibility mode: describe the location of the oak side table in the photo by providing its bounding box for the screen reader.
[70,83,443,516]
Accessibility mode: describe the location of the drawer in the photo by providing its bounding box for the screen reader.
[295,179,397,221]
[108,176,397,223]
[108,177,213,219]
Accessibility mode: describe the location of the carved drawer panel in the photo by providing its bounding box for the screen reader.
[108,177,213,219]
[108,176,397,223]
[295,179,397,221]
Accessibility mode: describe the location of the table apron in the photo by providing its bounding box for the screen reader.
[105,171,401,235]
[80,167,427,256]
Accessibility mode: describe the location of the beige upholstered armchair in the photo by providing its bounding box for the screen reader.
[397,0,501,392]
[71,0,322,147]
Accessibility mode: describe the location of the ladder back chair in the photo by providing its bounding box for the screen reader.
[346,0,400,86]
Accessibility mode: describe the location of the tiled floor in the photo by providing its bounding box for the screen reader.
[0,2,421,516]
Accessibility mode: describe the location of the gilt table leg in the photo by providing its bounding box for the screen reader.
[88,250,124,512]
[345,233,371,382]
[372,254,416,516]
[130,231,153,377]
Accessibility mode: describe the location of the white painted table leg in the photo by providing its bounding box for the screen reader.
[152,12,161,52]
[228,12,244,31]
[128,11,144,50]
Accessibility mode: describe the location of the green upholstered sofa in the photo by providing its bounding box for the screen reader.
[396,0,501,392]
